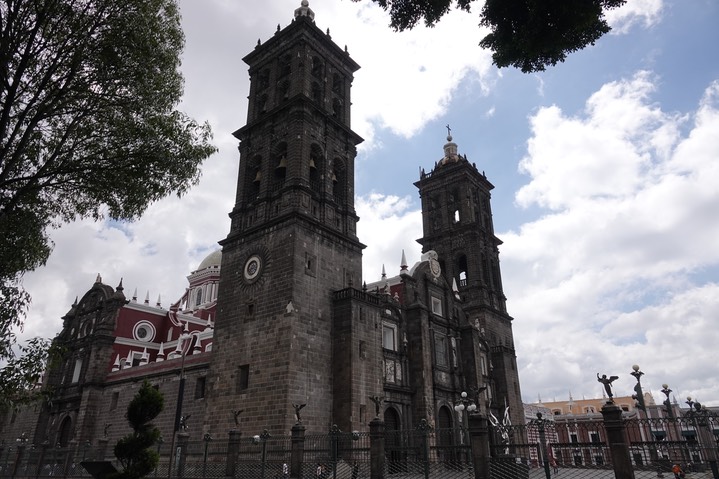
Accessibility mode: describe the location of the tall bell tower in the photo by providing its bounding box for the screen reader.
[415,133,524,425]
[205,1,364,434]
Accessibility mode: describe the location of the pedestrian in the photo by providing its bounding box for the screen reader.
[672,463,684,479]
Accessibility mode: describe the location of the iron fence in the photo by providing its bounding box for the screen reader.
[2,415,717,479]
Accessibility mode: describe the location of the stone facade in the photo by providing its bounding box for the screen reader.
[0,1,524,452]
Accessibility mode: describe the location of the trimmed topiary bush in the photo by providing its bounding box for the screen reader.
[112,381,164,479]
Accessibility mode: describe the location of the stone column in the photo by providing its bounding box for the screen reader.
[601,402,635,479]
[290,423,306,479]
[369,418,385,479]
[225,430,242,477]
[468,414,491,479]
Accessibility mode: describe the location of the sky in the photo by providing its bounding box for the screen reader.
[18,0,719,409]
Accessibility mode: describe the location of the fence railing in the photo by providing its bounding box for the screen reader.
[1,410,717,479]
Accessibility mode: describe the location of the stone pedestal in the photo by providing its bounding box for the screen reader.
[290,423,305,479]
[225,429,242,477]
[601,402,635,479]
[369,418,385,479]
[468,414,490,479]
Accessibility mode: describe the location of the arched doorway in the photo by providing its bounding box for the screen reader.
[437,406,455,463]
[58,416,73,447]
[384,407,404,473]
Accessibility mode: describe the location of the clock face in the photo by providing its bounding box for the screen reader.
[244,255,262,282]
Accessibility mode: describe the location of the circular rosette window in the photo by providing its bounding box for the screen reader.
[244,255,262,281]
[239,247,270,291]
[133,321,156,342]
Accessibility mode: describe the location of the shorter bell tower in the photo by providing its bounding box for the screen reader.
[415,133,523,425]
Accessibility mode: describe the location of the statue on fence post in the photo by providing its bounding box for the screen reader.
[369,396,384,419]
[292,403,306,424]
[597,373,619,402]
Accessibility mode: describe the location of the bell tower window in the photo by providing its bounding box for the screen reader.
[312,81,322,104]
[279,54,291,77]
[273,143,287,189]
[332,159,346,205]
[332,73,344,96]
[457,254,468,287]
[277,80,289,102]
[246,155,262,202]
[309,144,322,192]
[311,56,323,78]
[332,98,343,121]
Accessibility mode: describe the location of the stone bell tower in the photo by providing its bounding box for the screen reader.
[204,1,364,434]
[415,133,524,426]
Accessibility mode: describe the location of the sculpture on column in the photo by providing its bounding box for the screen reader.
[597,373,619,402]
[292,403,306,423]
[369,396,384,419]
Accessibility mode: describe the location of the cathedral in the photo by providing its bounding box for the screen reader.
[0,1,523,449]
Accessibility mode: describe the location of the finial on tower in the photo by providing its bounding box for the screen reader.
[446,124,452,141]
[294,0,315,20]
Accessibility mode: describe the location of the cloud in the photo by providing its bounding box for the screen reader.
[606,0,664,34]
[503,73,719,404]
[356,193,423,282]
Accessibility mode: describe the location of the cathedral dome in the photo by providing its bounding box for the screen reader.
[197,249,222,271]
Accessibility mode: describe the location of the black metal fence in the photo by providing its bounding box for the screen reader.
[1,414,717,479]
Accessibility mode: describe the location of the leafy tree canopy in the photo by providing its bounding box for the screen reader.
[0,0,216,405]
[356,0,626,73]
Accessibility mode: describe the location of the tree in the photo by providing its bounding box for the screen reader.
[112,381,164,479]
[0,0,216,398]
[355,0,626,73]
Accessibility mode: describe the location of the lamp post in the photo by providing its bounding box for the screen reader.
[532,413,552,479]
[454,391,477,447]
[253,430,271,479]
[167,323,192,479]
[685,398,719,479]
[202,433,212,479]
[631,365,647,414]
[661,384,674,419]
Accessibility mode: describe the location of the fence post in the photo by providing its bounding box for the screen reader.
[177,432,189,478]
[12,443,26,479]
[290,422,305,479]
[601,402,635,479]
[417,419,431,479]
[536,414,552,479]
[98,437,110,461]
[35,441,50,478]
[369,417,385,479]
[62,442,76,477]
[468,414,491,479]
[225,429,242,477]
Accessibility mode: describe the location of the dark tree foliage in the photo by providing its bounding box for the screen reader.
[112,381,164,479]
[354,0,626,73]
[0,0,216,403]
[0,337,63,411]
